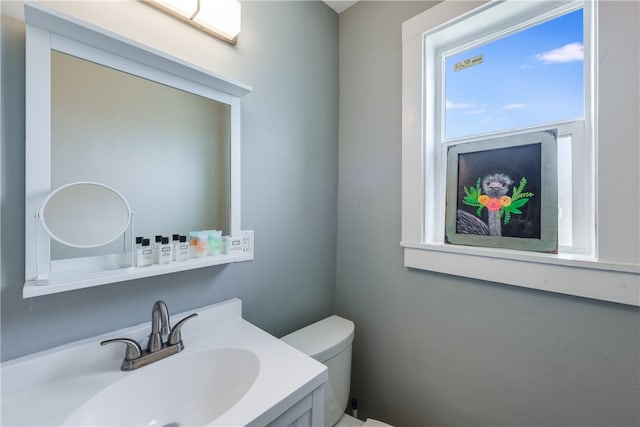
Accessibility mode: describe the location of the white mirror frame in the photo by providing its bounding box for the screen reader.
[24,2,253,298]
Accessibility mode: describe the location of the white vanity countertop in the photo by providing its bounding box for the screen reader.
[1,298,328,426]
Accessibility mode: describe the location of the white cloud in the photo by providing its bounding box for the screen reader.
[465,108,487,115]
[535,42,584,64]
[502,103,526,110]
[446,100,474,109]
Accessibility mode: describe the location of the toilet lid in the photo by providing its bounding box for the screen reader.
[281,315,354,362]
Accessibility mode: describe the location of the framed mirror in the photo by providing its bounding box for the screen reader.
[50,51,231,261]
[24,2,252,297]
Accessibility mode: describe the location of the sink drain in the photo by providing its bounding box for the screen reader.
[163,423,180,427]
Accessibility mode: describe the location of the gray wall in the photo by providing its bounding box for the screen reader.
[336,2,640,426]
[0,1,338,361]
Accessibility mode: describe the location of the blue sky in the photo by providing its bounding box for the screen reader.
[445,8,584,140]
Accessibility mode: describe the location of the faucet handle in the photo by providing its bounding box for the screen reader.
[168,313,198,347]
[100,338,142,361]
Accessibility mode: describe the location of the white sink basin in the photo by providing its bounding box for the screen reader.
[1,299,327,427]
[64,348,260,426]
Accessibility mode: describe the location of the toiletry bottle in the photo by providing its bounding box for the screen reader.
[136,238,153,267]
[153,235,163,264]
[172,234,180,261]
[176,235,190,262]
[159,236,173,265]
[222,236,230,254]
[135,236,143,250]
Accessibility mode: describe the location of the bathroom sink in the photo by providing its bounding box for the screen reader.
[2,299,327,427]
[64,348,260,426]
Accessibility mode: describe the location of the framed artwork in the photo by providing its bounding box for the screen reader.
[445,130,558,252]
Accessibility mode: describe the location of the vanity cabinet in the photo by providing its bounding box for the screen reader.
[267,385,325,427]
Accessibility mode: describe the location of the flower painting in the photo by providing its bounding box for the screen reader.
[445,131,558,252]
[460,175,534,236]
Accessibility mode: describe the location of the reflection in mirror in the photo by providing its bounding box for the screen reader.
[51,51,230,260]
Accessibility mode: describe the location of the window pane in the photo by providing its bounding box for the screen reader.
[557,135,573,247]
[445,9,584,140]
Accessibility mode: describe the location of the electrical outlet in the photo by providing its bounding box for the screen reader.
[240,230,254,253]
[228,230,253,255]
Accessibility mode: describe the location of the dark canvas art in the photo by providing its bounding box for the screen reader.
[456,143,541,239]
[445,130,558,253]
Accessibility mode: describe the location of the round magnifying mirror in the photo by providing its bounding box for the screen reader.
[40,182,132,248]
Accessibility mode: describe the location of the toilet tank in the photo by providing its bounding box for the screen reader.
[281,315,355,426]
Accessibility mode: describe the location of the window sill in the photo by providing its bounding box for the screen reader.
[401,241,640,306]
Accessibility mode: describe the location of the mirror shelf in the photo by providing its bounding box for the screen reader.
[23,250,253,298]
[24,2,253,298]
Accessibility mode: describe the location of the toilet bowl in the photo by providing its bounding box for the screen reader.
[281,316,393,427]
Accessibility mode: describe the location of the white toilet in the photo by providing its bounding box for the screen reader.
[281,316,392,427]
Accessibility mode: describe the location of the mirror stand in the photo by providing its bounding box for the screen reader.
[33,210,136,282]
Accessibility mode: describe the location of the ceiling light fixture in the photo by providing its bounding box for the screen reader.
[144,0,241,45]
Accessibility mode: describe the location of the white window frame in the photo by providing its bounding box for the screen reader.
[401,0,639,306]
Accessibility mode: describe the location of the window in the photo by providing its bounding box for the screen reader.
[401,0,640,306]
[444,9,584,140]
[429,2,590,255]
